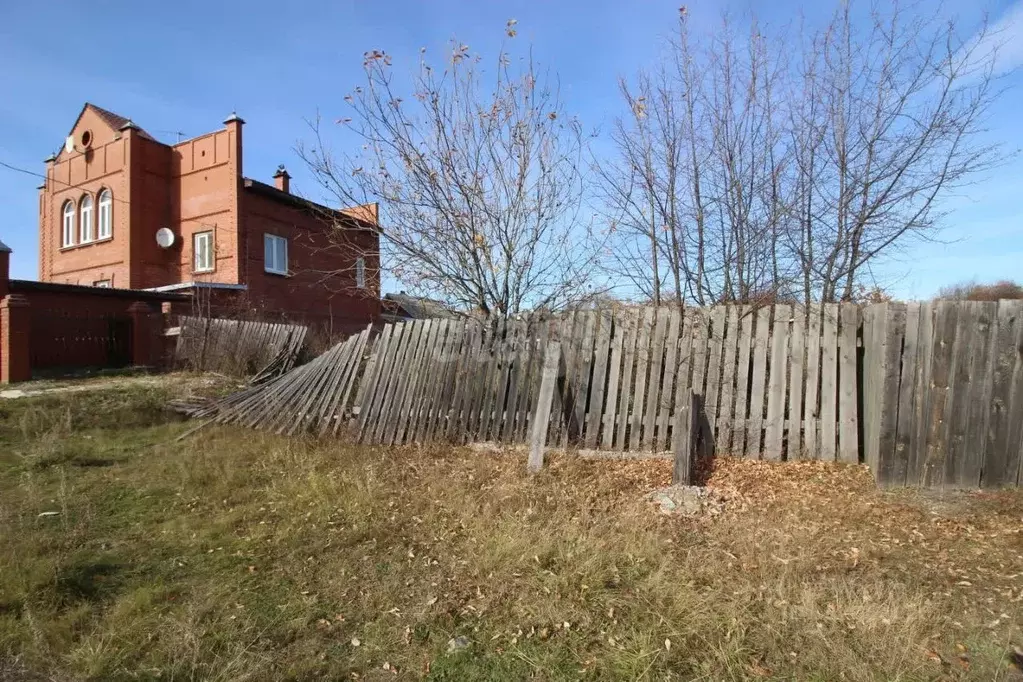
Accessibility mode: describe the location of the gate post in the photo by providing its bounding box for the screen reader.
[127,301,161,368]
[1,294,31,384]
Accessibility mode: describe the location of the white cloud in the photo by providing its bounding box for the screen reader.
[966,1,1023,75]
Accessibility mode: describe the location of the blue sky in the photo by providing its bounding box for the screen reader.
[0,0,1020,298]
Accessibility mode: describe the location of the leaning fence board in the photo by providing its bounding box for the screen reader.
[629,308,654,451]
[819,304,839,461]
[409,320,450,442]
[327,328,371,435]
[690,310,709,405]
[657,309,682,451]
[732,306,753,456]
[764,304,790,460]
[360,323,402,440]
[922,302,959,488]
[787,307,805,459]
[437,321,471,441]
[875,305,907,484]
[448,322,483,440]
[586,312,614,448]
[528,341,562,472]
[642,309,669,450]
[614,311,639,450]
[672,391,699,485]
[838,305,860,464]
[984,301,1023,486]
[603,314,626,448]
[379,320,426,445]
[892,304,920,484]
[717,306,740,455]
[574,313,598,445]
[962,302,997,487]
[746,307,771,458]
[945,303,978,487]
[704,306,726,445]
[501,320,526,442]
[803,305,823,460]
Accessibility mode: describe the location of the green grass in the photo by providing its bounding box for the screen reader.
[0,381,1021,680]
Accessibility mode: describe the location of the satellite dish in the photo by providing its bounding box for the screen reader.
[64,136,75,154]
[156,228,176,248]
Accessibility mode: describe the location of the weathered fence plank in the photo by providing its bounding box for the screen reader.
[764,304,790,459]
[732,306,753,456]
[586,312,613,448]
[602,313,625,448]
[962,302,997,487]
[923,302,959,487]
[629,308,654,451]
[672,391,700,485]
[717,306,740,455]
[643,308,669,450]
[819,304,839,461]
[528,341,562,473]
[658,308,682,451]
[803,305,822,460]
[746,306,771,458]
[838,304,860,463]
[704,306,726,446]
[787,307,805,458]
[984,301,1023,486]
[614,311,637,451]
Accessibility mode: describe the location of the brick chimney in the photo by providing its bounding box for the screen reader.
[273,165,291,194]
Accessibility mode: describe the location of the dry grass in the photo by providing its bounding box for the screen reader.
[0,382,1021,680]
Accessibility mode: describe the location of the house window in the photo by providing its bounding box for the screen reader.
[97,189,112,239]
[355,256,366,289]
[93,279,111,288]
[62,200,75,247]
[193,231,214,272]
[264,233,288,275]
[79,194,94,243]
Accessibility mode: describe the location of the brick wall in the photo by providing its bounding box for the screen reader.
[239,190,381,334]
[1,243,183,382]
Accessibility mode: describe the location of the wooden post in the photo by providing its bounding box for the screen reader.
[672,391,700,485]
[528,341,562,474]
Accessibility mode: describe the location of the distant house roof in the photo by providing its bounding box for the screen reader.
[382,293,460,321]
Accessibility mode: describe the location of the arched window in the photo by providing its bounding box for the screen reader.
[98,189,112,239]
[79,194,94,243]
[62,200,75,247]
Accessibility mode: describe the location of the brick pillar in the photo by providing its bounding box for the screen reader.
[0,239,11,300]
[128,301,161,368]
[1,294,31,384]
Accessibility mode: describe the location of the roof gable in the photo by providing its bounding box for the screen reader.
[57,103,156,157]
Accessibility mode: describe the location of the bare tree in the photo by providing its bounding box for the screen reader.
[300,23,603,316]
[598,1,1007,305]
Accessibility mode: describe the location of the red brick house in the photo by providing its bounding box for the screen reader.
[38,103,381,332]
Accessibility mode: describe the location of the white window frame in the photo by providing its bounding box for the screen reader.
[93,279,111,288]
[193,231,214,273]
[62,201,75,247]
[264,233,288,275]
[355,256,366,289]
[97,189,112,240]
[79,194,94,243]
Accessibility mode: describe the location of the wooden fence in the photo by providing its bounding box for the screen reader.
[174,316,308,377]
[863,300,1023,488]
[183,301,1023,489]
[353,306,862,464]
